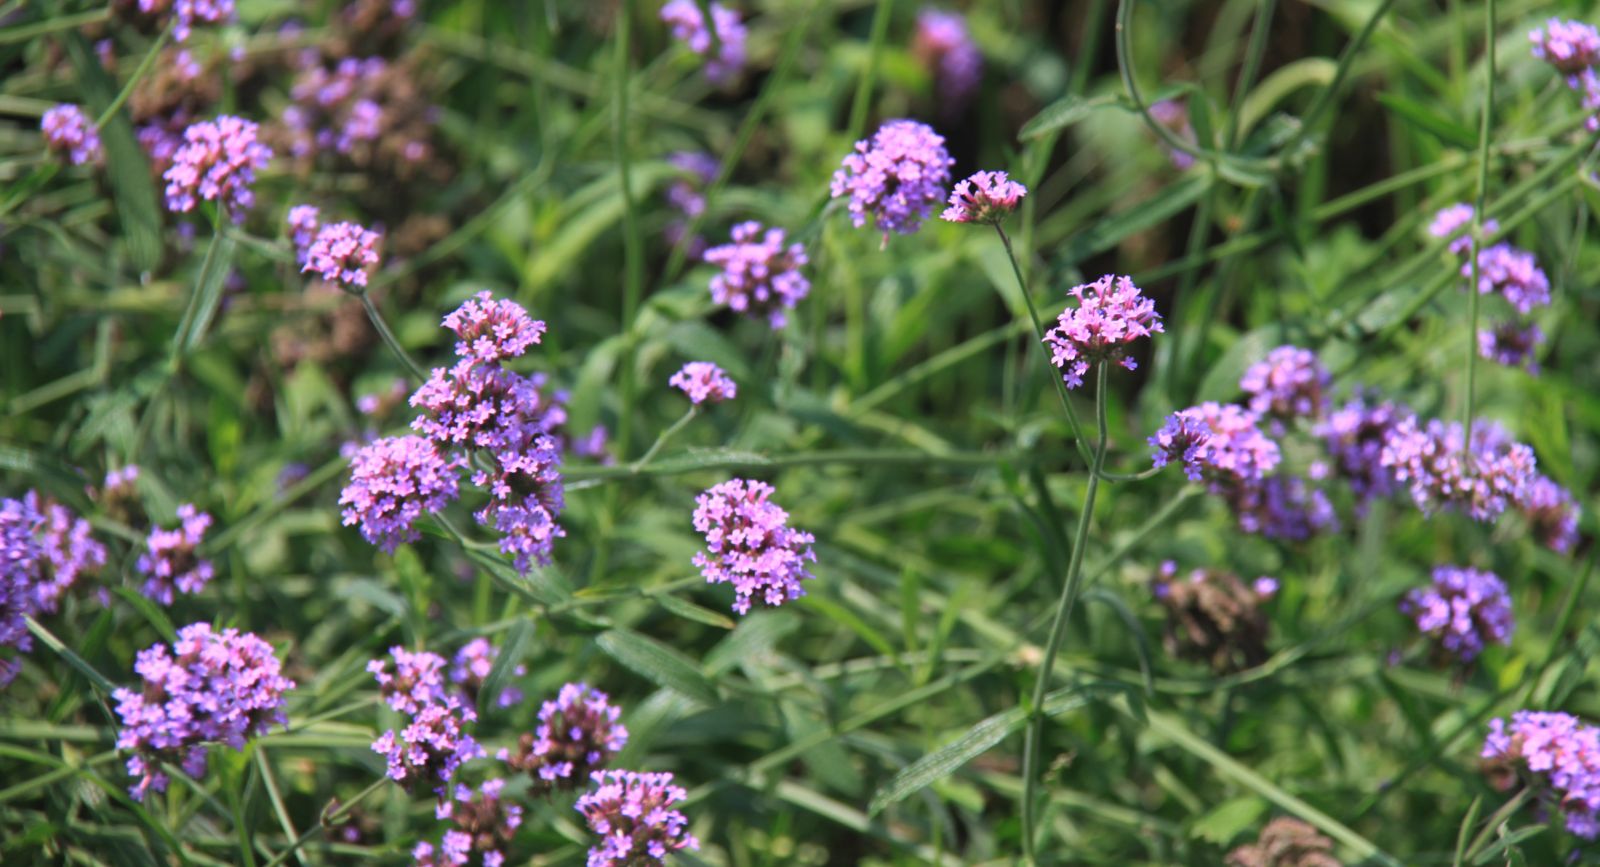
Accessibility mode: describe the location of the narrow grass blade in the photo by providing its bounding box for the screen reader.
[596,628,717,705]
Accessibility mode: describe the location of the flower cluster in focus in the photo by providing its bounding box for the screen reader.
[1043,274,1164,389]
[692,479,817,615]
[830,119,954,240]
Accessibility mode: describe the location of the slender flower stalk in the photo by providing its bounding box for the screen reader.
[1464,0,1496,446]
[632,408,697,473]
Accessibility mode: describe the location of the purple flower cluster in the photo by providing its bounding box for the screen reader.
[450,637,525,709]
[1149,403,1280,485]
[1043,274,1164,389]
[1520,475,1581,554]
[1228,475,1338,541]
[115,0,236,41]
[913,9,982,110]
[1478,320,1544,374]
[1239,345,1330,425]
[113,624,294,800]
[1482,711,1600,838]
[663,151,719,257]
[339,436,462,554]
[669,362,737,405]
[1315,397,1406,512]
[1428,203,1497,257]
[281,56,434,168]
[940,170,1027,225]
[419,778,524,867]
[28,492,107,614]
[369,646,449,714]
[1531,18,1600,73]
[1465,244,1551,315]
[1379,416,1537,522]
[287,204,321,261]
[372,694,484,801]
[575,770,699,866]
[503,682,628,792]
[41,105,103,166]
[692,479,817,615]
[1147,100,1196,170]
[660,0,747,85]
[443,291,548,364]
[1,497,47,687]
[830,120,954,239]
[303,221,382,289]
[703,221,811,329]
[162,115,272,220]
[136,504,215,606]
[1400,565,1514,663]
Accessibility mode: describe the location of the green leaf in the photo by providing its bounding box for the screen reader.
[172,230,239,358]
[596,628,717,705]
[704,610,799,676]
[1018,93,1123,140]
[656,593,736,630]
[1190,796,1267,844]
[64,34,162,272]
[1376,93,1476,149]
[1195,326,1277,403]
[1059,174,1213,265]
[479,619,534,716]
[1237,58,1337,137]
[112,587,178,644]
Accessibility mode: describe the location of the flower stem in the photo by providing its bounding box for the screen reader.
[260,776,387,867]
[1019,362,1110,862]
[632,407,698,473]
[356,291,427,382]
[1462,0,1494,446]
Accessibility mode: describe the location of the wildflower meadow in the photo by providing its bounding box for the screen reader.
[4,0,1600,864]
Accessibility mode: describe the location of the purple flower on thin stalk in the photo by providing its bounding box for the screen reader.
[1478,320,1544,373]
[703,221,811,329]
[1530,19,1600,75]
[669,362,737,405]
[830,119,954,240]
[27,492,106,614]
[1148,409,1212,482]
[502,682,628,792]
[940,170,1027,225]
[664,151,719,257]
[41,105,103,166]
[693,479,816,615]
[302,221,381,289]
[162,115,272,220]
[1147,100,1196,170]
[136,504,214,606]
[913,9,982,111]
[1518,475,1580,555]
[372,694,484,803]
[442,290,547,365]
[1401,565,1513,664]
[472,430,565,575]
[1043,274,1164,389]
[1150,402,1279,486]
[339,435,462,555]
[425,778,524,867]
[1464,244,1551,314]
[575,770,699,866]
[1239,345,1330,425]
[450,638,525,709]
[660,0,747,85]
[286,205,320,262]
[1379,416,1537,522]
[368,646,449,715]
[1482,711,1600,839]
[113,623,293,800]
[1428,203,1498,257]
[1315,397,1406,512]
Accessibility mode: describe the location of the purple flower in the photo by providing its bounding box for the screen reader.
[27,492,106,614]
[41,105,103,166]
[940,170,1027,225]
[693,479,816,615]
[1148,100,1196,170]
[287,205,321,261]
[913,9,982,110]
[575,770,699,866]
[1227,475,1338,541]
[372,694,484,802]
[369,646,449,714]
[1428,203,1498,257]
[1483,711,1600,839]
[172,0,235,41]
[0,497,46,687]
[1315,397,1406,512]
[1253,577,1279,598]
[1519,475,1580,554]
[664,152,719,257]
[113,623,294,800]
[830,120,954,240]
[473,430,565,575]
[450,638,525,708]
[1379,416,1537,522]
[1401,565,1513,664]
[703,221,811,329]
[1478,320,1544,373]
[503,682,628,792]
[339,436,462,554]
[1148,409,1213,481]
[136,504,214,606]
[1464,243,1551,314]
[424,778,524,867]
[1043,274,1164,389]
[411,363,558,454]
[302,221,381,289]
[1152,402,1280,485]
[1239,345,1330,424]
[162,115,272,220]
[669,362,737,405]
[1531,19,1600,75]
[442,291,547,365]
[660,0,747,85]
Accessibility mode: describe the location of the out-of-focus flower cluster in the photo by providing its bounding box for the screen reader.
[136,503,215,605]
[1482,710,1600,838]
[575,770,699,866]
[1151,562,1276,674]
[1225,816,1344,867]
[1430,202,1551,374]
[41,104,103,166]
[831,119,954,240]
[912,9,982,112]
[660,0,747,85]
[1400,565,1513,664]
[162,115,273,220]
[1531,19,1600,132]
[704,221,811,329]
[1,493,107,686]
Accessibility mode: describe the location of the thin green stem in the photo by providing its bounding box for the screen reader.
[95,21,174,130]
[260,777,387,867]
[614,9,645,455]
[0,8,110,46]
[1225,0,1276,150]
[631,407,697,472]
[356,292,427,382]
[846,0,893,141]
[1020,363,1110,863]
[1462,0,1495,444]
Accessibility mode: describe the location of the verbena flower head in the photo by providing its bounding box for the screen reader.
[432,778,524,867]
[1482,711,1600,839]
[411,363,560,455]
[442,291,547,365]
[162,115,272,220]
[1519,475,1580,554]
[1150,403,1280,486]
[1379,416,1537,522]
[1151,564,1271,673]
[279,53,437,173]
[1428,203,1498,257]
[665,151,718,218]
[1315,397,1406,512]
[136,504,214,606]
[1228,475,1338,541]
[368,646,449,714]
[113,623,294,800]
[1149,409,1213,482]
[96,466,142,526]
[372,694,483,801]
[1225,817,1342,867]
[660,0,747,85]
[1531,18,1600,75]
[1478,320,1544,373]
[1147,100,1196,170]
[413,830,473,867]
[42,105,103,166]
[913,9,982,110]
[940,170,1027,225]
[340,435,462,554]
[1464,243,1551,314]
[450,638,525,709]
[0,496,46,687]
[1239,345,1330,424]
[1401,565,1514,664]
[669,362,737,405]
[472,431,565,575]
[830,119,954,239]
[503,682,628,792]
[302,221,381,289]
[703,221,811,329]
[692,479,817,615]
[575,770,699,866]
[1043,274,1164,389]
[26,491,106,614]
[286,204,321,261]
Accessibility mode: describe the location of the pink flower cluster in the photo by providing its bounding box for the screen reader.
[575,770,699,866]
[372,694,484,802]
[669,362,737,405]
[368,646,450,714]
[692,479,817,615]
[660,0,747,85]
[1427,203,1497,256]
[41,104,103,166]
[913,9,983,111]
[302,220,382,289]
[502,682,628,792]
[940,170,1027,225]
[703,221,811,329]
[1378,416,1537,522]
[162,115,272,220]
[1043,274,1164,389]
[450,637,525,709]
[1531,18,1600,132]
[1400,565,1514,664]
[136,503,215,605]
[1483,711,1600,838]
[339,435,462,554]
[1239,345,1330,425]
[831,119,954,239]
